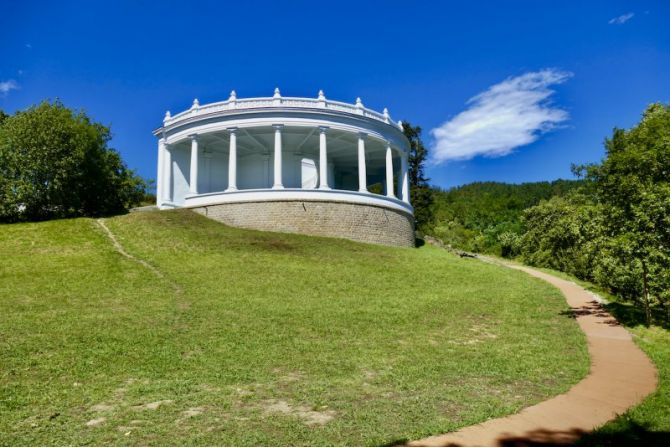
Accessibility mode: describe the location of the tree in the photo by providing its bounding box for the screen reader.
[577,103,670,325]
[0,100,146,222]
[519,194,603,279]
[402,122,433,229]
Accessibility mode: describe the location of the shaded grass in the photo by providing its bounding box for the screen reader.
[0,210,589,446]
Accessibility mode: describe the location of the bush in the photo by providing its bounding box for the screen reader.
[0,101,146,222]
[498,231,521,258]
[519,195,603,280]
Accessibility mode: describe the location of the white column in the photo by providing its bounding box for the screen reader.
[163,144,172,203]
[189,134,199,195]
[156,139,165,206]
[226,128,238,192]
[401,153,410,204]
[357,132,367,193]
[385,143,395,198]
[318,126,329,189]
[272,124,284,189]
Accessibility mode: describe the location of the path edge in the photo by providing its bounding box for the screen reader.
[406,257,659,447]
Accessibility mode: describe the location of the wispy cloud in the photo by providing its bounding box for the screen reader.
[609,12,634,25]
[0,79,20,95]
[25,43,32,49]
[430,69,572,163]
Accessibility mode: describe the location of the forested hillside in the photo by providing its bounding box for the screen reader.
[426,180,583,254]
[424,103,670,328]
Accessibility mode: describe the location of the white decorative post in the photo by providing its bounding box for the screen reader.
[317,90,326,108]
[355,97,364,115]
[358,132,367,192]
[226,127,238,192]
[401,152,410,204]
[272,124,284,189]
[163,144,172,203]
[228,90,237,109]
[189,134,199,195]
[385,143,395,198]
[318,126,329,189]
[156,139,165,206]
[273,87,282,106]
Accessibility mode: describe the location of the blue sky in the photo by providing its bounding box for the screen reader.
[1,1,669,190]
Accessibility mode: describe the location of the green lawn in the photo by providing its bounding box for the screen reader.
[0,210,589,446]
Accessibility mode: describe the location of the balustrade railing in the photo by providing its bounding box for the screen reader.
[164,94,401,130]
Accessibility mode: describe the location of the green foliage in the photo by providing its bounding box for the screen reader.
[0,100,146,222]
[367,181,384,195]
[577,104,670,324]
[402,122,433,228]
[498,231,521,258]
[428,180,583,254]
[520,195,604,280]
[519,103,670,325]
[426,103,669,325]
[582,103,670,324]
[591,238,645,302]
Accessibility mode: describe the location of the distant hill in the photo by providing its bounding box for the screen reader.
[427,179,584,254]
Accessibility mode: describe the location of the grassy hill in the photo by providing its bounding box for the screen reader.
[0,210,588,446]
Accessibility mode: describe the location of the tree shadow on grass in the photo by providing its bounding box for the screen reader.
[576,419,670,447]
[603,300,670,330]
[495,426,669,446]
[378,439,409,447]
[386,425,669,447]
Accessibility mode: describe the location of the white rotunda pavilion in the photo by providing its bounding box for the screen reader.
[153,89,415,246]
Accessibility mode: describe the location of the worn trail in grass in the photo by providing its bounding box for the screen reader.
[0,210,589,446]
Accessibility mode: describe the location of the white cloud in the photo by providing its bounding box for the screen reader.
[609,12,634,25]
[0,79,19,95]
[430,69,572,163]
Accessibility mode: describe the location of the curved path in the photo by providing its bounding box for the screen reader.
[407,263,658,447]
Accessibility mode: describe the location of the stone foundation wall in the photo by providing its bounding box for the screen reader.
[191,200,415,247]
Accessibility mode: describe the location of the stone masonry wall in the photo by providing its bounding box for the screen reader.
[191,200,415,247]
